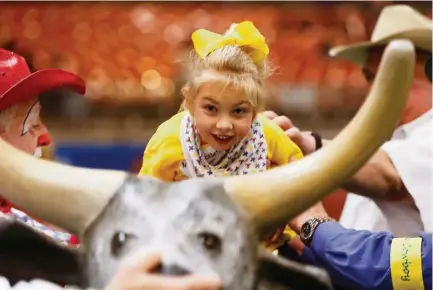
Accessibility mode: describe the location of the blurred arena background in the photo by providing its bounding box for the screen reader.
[1,1,431,218]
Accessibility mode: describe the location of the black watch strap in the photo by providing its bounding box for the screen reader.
[310,132,323,151]
[300,216,335,247]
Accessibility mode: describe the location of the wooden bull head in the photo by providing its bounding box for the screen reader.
[0,40,415,289]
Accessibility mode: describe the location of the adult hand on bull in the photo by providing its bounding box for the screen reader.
[105,248,222,290]
[262,111,318,156]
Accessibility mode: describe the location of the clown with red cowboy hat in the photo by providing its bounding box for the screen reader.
[0,48,85,244]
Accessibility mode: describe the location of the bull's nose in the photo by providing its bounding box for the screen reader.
[155,264,190,276]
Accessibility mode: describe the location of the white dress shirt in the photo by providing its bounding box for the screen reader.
[340,109,433,236]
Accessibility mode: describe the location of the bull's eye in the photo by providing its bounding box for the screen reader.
[198,232,221,252]
[111,231,131,257]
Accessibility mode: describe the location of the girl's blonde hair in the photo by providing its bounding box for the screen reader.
[180,43,272,113]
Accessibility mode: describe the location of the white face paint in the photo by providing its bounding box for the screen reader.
[21,102,41,136]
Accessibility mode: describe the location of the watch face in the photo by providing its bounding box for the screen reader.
[301,222,313,240]
[300,217,334,246]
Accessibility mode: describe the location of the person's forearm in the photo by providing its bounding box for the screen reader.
[301,222,432,290]
[317,139,404,199]
[341,149,406,199]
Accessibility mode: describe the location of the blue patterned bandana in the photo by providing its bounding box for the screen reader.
[180,112,268,178]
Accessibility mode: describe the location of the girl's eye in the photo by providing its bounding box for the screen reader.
[204,105,217,112]
[233,107,247,115]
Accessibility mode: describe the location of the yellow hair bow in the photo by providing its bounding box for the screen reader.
[191,21,270,62]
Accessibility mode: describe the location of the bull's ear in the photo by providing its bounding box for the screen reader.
[0,217,82,286]
[256,247,333,290]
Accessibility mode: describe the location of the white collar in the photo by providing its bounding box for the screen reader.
[33,147,42,158]
[391,109,433,140]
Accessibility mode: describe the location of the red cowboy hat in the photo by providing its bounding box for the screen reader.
[0,48,86,111]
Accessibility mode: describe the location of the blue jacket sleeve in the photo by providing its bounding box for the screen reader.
[300,222,432,290]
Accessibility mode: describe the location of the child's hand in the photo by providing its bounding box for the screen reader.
[262,226,297,251]
[263,227,285,246]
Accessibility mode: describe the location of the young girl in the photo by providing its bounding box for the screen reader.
[139,21,302,250]
[139,21,303,181]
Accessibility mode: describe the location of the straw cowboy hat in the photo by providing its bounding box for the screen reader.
[0,48,85,111]
[329,5,432,65]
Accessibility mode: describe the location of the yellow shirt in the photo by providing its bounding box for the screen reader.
[139,111,303,181]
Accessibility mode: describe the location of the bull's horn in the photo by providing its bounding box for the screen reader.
[0,139,127,235]
[225,40,415,234]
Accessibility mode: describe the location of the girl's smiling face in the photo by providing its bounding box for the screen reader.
[188,79,255,151]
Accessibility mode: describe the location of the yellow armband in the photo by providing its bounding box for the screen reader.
[390,237,424,290]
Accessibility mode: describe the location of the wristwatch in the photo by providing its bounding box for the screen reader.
[300,216,335,247]
[310,132,323,151]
